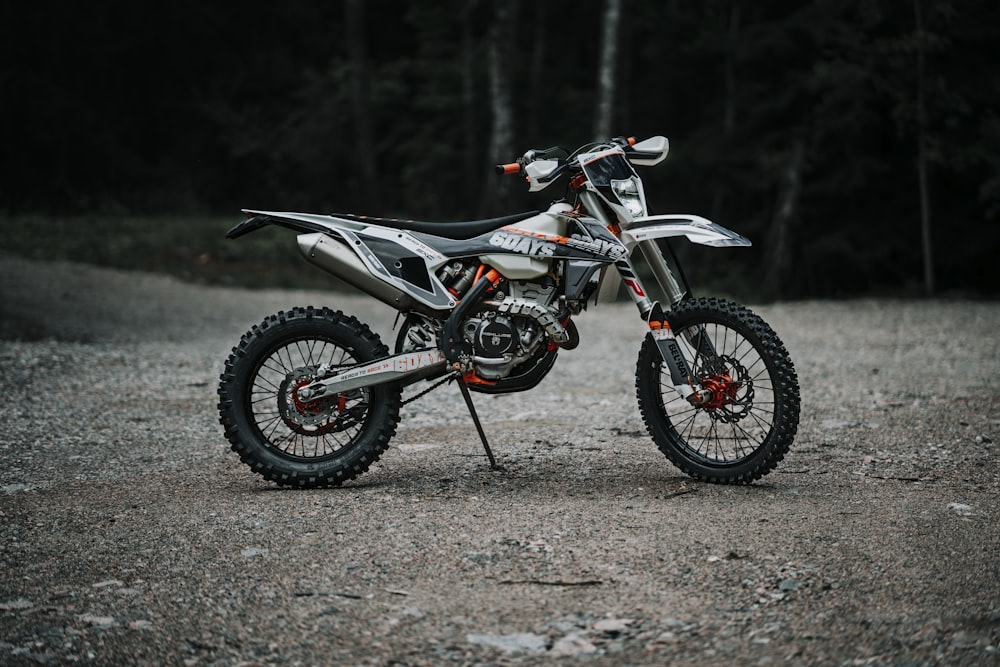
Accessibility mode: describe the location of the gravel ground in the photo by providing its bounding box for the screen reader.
[1,252,998,666]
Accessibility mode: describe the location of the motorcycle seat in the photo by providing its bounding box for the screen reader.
[331,210,540,240]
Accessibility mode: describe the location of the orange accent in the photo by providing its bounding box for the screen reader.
[501,225,571,245]
[627,136,637,146]
[501,163,520,175]
[463,371,497,386]
[582,149,623,166]
[649,321,662,330]
[471,265,502,289]
[607,223,622,238]
[698,373,739,411]
[569,173,586,191]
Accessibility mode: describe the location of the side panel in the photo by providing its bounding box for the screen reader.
[298,230,456,312]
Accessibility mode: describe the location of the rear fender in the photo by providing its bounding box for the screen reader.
[226,210,367,239]
[621,215,751,249]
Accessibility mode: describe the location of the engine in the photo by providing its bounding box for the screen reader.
[461,313,543,379]
[461,281,561,380]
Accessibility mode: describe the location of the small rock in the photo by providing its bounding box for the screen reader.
[550,633,597,657]
[0,598,33,611]
[778,578,803,592]
[466,632,547,654]
[951,631,979,649]
[240,547,268,558]
[594,618,634,634]
[79,614,116,628]
[465,551,497,564]
[947,503,974,517]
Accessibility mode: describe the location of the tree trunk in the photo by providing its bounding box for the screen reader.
[482,0,517,216]
[594,0,622,141]
[914,0,934,295]
[461,0,480,209]
[345,0,378,208]
[526,2,546,141]
[711,2,740,221]
[764,137,805,299]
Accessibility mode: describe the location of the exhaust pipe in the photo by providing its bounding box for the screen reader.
[297,232,417,311]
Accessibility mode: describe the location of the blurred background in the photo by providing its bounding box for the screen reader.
[1,0,997,300]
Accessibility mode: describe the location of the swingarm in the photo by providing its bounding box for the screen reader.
[296,349,447,401]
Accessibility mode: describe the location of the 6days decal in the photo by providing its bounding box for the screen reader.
[488,230,558,256]
[491,226,627,260]
[567,234,627,260]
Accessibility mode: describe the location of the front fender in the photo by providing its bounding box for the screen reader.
[621,215,751,249]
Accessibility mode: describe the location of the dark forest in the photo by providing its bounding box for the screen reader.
[2,0,998,298]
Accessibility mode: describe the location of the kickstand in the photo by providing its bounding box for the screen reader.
[456,376,502,470]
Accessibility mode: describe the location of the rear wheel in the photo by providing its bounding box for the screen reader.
[218,307,401,488]
[635,297,800,484]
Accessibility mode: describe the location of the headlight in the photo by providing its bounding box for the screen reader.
[611,178,646,217]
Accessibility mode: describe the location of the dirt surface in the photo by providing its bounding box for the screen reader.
[1,252,999,666]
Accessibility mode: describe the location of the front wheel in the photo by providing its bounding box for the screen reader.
[218,307,401,488]
[636,297,800,484]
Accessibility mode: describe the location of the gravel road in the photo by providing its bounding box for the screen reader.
[1,252,998,666]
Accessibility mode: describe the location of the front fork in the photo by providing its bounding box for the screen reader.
[615,242,712,405]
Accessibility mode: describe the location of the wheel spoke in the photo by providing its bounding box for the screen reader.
[637,300,799,484]
[243,336,373,460]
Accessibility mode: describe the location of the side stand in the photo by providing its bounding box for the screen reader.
[456,376,502,470]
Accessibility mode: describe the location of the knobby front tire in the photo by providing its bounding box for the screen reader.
[218,306,401,488]
[635,297,800,484]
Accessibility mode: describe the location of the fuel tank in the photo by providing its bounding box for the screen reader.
[480,202,571,279]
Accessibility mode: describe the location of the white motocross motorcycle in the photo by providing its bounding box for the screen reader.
[218,136,800,487]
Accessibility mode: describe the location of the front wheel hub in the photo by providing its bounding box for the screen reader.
[696,355,753,423]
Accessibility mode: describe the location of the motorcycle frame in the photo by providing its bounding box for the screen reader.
[228,137,752,405]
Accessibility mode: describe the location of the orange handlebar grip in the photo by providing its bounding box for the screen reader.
[496,162,520,175]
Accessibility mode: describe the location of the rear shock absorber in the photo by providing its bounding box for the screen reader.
[439,262,477,298]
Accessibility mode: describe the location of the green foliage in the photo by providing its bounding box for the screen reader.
[0,216,336,289]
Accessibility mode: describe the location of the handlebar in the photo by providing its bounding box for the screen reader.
[495,162,521,176]
[497,136,661,183]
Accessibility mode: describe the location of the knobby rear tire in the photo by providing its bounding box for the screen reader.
[635,297,800,484]
[218,306,401,488]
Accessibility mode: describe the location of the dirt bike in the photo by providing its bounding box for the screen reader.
[217,135,800,488]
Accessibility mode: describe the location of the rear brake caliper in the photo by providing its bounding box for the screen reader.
[278,368,364,435]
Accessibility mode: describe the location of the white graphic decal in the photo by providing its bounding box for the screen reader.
[488,231,557,257]
[568,234,627,260]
